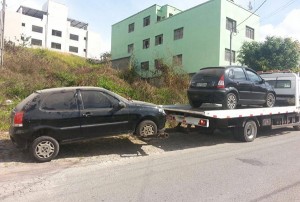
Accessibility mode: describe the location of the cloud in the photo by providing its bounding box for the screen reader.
[260,9,300,41]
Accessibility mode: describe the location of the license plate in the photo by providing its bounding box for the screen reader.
[196,82,207,87]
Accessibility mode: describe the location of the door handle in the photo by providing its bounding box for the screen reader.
[83,112,93,117]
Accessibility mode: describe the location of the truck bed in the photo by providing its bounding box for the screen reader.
[163,104,299,119]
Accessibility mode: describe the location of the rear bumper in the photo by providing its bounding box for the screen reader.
[187,88,227,103]
[9,127,32,149]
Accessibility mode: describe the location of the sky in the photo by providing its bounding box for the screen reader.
[6,0,300,54]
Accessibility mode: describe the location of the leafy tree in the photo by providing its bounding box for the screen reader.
[238,36,300,71]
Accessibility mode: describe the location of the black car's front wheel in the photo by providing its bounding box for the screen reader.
[31,136,59,162]
[223,92,238,109]
[264,92,275,107]
[136,120,158,138]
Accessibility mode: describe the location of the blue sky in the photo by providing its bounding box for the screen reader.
[7,0,300,54]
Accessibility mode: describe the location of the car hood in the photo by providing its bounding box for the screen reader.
[130,100,158,108]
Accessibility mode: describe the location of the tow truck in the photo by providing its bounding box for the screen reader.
[163,72,300,142]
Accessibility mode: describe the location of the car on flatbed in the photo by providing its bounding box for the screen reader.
[187,66,276,109]
[9,87,166,162]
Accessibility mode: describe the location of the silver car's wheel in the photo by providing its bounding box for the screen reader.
[224,93,237,109]
[136,120,158,137]
[31,136,59,162]
[264,93,275,107]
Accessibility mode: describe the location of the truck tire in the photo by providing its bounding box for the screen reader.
[293,125,300,131]
[136,120,158,137]
[31,136,59,162]
[234,120,257,142]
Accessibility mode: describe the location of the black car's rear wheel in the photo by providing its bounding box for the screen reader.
[264,92,275,107]
[136,120,158,137]
[223,92,237,109]
[189,100,202,108]
[31,136,59,162]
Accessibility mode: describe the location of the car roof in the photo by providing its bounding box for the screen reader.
[36,86,106,94]
[200,66,251,71]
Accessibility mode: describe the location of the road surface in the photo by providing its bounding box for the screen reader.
[1,128,300,202]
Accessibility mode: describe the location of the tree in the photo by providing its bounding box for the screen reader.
[238,36,300,71]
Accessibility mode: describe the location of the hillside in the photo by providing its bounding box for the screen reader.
[0,44,189,130]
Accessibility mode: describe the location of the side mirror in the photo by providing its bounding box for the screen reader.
[118,102,126,109]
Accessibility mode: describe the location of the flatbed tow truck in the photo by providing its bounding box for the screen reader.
[163,72,300,142]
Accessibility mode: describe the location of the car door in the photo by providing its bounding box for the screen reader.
[228,67,252,102]
[39,90,81,141]
[245,69,267,102]
[79,90,130,138]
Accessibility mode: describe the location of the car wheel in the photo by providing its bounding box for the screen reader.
[189,100,202,108]
[264,93,275,107]
[31,136,59,162]
[293,125,300,131]
[234,120,257,142]
[223,92,237,109]
[136,120,158,138]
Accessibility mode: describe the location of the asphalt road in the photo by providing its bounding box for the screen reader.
[1,128,300,202]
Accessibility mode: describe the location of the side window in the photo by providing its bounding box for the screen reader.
[41,91,77,110]
[81,91,113,109]
[233,68,246,80]
[246,70,262,83]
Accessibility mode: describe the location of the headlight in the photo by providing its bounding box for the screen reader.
[158,108,166,114]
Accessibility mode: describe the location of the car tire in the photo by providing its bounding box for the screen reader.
[233,120,257,142]
[264,92,275,107]
[136,120,158,137]
[31,136,59,162]
[223,92,238,109]
[189,100,202,108]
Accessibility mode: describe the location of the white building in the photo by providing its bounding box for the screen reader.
[5,0,101,59]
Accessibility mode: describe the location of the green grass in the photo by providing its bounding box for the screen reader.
[0,44,189,131]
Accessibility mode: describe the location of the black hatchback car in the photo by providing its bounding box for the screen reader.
[9,87,166,162]
[187,66,276,109]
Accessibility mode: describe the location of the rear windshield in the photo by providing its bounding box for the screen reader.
[15,92,39,111]
[193,68,224,80]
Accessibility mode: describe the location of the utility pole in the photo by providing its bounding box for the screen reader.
[0,0,6,67]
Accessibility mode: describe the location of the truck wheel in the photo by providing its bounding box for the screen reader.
[234,120,257,142]
[223,92,237,109]
[136,120,158,138]
[293,125,300,131]
[31,136,59,162]
[264,93,275,107]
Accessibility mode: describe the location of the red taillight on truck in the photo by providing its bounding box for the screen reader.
[13,111,24,127]
[217,74,225,88]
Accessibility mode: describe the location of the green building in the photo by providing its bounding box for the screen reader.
[111,0,259,76]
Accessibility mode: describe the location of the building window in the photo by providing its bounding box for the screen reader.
[157,16,161,22]
[141,61,149,71]
[70,34,79,41]
[22,23,25,27]
[155,34,163,46]
[84,37,87,40]
[155,59,163,70]
[225,49,236,63]
[84,49,86,52]
[32,25,43,33]
[52,29,62,37]
[128,23,134,33]
[226,17,236,32]
[69,46,78,53]
[143,38,150,49]
[128,44,134,53]
[143,16,150,27]
[246,26,254,39]
[51,42,61,50]
[31,38,42,46]
[169,13,173,17]
[173,54,183,66]
[174,27,184,40]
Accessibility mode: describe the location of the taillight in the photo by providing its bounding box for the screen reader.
[217,74,225,88]
[13,111,24,127]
